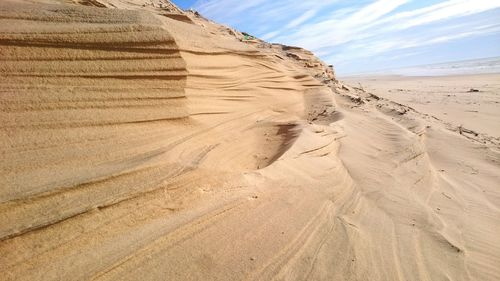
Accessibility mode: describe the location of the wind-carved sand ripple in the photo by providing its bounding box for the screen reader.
[1,1,499,280]
[0,1,188,240]
[0,1,347,280]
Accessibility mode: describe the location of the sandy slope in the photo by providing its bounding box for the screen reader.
[333,87,500,280]
[1,1,499,280]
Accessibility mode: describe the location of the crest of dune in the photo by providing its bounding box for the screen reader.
[1,0,499,280]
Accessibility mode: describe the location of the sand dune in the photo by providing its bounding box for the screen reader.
[1,1,499,280]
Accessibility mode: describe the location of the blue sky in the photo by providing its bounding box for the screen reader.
[172,0,500,75]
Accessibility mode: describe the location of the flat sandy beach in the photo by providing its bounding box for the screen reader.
[344,74,500,139]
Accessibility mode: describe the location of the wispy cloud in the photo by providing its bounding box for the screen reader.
[285,9,318,29]
[193,0,500,74]
[381,0,500,30]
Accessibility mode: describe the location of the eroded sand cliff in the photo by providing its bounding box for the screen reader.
[1,1,499,280]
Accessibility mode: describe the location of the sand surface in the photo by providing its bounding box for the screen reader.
[344,74,500,139]
[1,1,499,280]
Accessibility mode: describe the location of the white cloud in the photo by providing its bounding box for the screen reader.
[378,0,500,30]
[285,8,318,29]
[261,30,280,41]
[194,0,267,19]
[193,0,500,73]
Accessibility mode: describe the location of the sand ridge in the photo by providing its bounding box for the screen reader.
[1,0,499,280]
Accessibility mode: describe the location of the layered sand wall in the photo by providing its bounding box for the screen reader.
[1,1,499,281]
[0,1,191,241]
[0,1,348,280]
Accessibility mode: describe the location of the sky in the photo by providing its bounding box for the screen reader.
[172,0,500,75]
